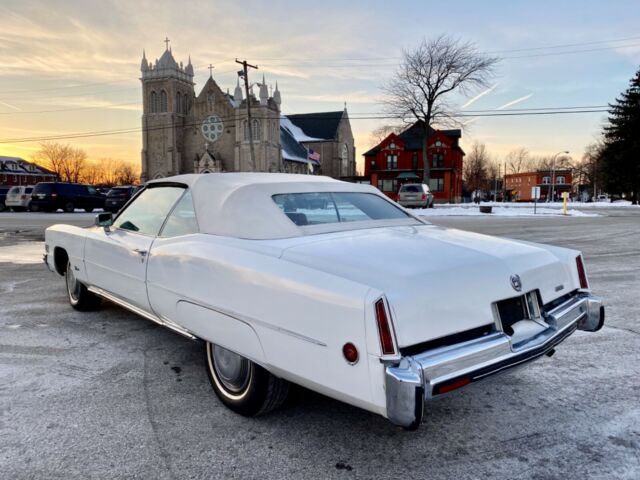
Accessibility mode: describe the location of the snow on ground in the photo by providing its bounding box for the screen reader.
[414,206,599,217]
[440,200,637,209]
[0,242,44,264]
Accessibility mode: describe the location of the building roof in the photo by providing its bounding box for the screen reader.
[285,111,345,141]
[363,120,462,156]
[0,156,56,175]
[280,124,318,165]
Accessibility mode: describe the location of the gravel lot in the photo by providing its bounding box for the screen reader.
[1,210,639,479]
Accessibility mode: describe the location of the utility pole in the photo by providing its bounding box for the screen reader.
[236,59,258,171]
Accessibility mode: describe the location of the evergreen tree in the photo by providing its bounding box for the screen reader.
[600,67,640,203]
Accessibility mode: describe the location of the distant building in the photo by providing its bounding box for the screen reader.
[363,121,464,203]
[139,41,355,181]
[504,169,573,201]
[0,156,57,186]
[283,111,356,179]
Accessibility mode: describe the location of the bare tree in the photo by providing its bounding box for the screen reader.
[505,147,530,174]
[32,142,87,183]
[463,141,492,193]
[115,162,140,185]
[382,35,499,182]
[369,124,402,144]
[574,141,604,198]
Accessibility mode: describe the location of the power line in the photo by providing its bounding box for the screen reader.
[0,108,609,144]
[0,101,140,115]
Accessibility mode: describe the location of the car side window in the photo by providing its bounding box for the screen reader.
[113,186,185,236]
[87,186,98,195]
[159,190,198,238]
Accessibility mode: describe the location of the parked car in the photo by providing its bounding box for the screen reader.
[30,182,105,213]
[398,183,434,208]
[0,187,9,212]
[44,173,604,429]
[595,194,611,203]
[104,185,141,213]
[5,185,34,211]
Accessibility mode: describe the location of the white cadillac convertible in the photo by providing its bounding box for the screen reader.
[44,173,604,429]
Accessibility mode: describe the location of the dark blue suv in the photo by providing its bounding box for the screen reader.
[30,182,105,213]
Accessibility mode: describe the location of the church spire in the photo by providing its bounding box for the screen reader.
[234,77,243,102]
[259,74,268,106]
[273,80,281,107]
[141,49,149,72]
[185,55,193,76]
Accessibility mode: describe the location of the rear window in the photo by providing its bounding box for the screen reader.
[400,185,421,193]
[272,192,409,226]
[8,187,20,194]
[107,187,132,196]
[33,183,56,193]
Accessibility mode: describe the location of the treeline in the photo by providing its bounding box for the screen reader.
[462,143,575,193]
[32,142,140,186]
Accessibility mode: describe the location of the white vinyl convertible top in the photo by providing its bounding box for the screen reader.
[147,173,415,239]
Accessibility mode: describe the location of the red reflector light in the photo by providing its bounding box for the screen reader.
[576,255,589,289]
[375,299,396,355]
[342,342,359,364]
[421,193,427,200]
[435,377,471,395]
[51,193,57,198]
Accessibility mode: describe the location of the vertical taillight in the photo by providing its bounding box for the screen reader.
[576,255,589,289]
[375,299,396,355]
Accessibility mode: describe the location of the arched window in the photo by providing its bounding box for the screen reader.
[252,119,260,141]
[176,92,182,114]
[150,91,158,113]
[160,90,168,112]
[243,120,249,141]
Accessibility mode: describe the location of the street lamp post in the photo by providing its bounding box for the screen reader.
[550,150,570,202]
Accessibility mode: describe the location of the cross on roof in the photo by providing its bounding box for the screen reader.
[164,37,170,50]
[208,64,214,77]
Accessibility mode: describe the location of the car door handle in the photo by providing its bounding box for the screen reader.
[133,248,148,257]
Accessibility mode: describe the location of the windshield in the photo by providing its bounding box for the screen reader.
[272,192,410,226]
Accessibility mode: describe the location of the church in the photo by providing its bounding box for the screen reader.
[140,41,356,182]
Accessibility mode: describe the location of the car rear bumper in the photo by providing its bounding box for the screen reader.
[399,200,430,207]
[384,292,604,428]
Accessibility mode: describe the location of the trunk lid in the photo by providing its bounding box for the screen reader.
[280,224,578,348]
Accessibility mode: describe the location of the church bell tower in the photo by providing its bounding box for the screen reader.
[140,38,195,181]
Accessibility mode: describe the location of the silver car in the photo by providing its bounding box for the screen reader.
[5,185,34,211]
[398,183,434,208]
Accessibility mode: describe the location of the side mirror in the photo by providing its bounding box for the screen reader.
[95,212,113,231]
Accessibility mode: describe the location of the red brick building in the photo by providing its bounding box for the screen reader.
[0,156,57,186]
[504,169,573,201]
[363,121,464,203]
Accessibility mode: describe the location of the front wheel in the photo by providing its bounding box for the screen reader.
[64,202,75,213]
[65,261,101,311]
[205,342,289,416]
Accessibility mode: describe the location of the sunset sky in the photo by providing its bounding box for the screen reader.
[1,0,639,171]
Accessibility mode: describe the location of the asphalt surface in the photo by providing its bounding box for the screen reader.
[1,209,639,479]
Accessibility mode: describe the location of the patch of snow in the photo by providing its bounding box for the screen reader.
[414,206,599,217]
[0,242,45,264]
[280,116,323,142]
[443,201,637,209]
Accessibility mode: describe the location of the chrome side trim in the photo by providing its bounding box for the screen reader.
[87,286,197,340]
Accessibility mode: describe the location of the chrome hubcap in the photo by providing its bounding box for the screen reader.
[212,345,251,393]
[66,264,80,301]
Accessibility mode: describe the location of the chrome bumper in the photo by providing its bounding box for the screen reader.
[385,292,604,429]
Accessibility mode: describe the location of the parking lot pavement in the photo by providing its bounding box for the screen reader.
[1,210,639,479]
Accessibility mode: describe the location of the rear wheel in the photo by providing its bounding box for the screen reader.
[205,342,289,416]
[64,201,75,213]
[65,261,101,311]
